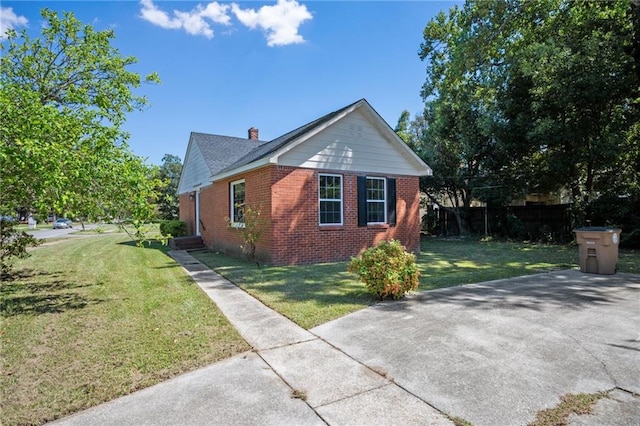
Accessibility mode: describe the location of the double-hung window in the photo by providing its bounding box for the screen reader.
[366,177,386,224]
[319,174,342,225]
[230,179,245,226]
[357,176,396,226]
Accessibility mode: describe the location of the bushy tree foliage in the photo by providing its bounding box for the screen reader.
[495,0,639,222]
[156,154,182,220]
[413,0,640,232]
[1,9,160,231]
[416,3,509,234]
[0,219,40,279]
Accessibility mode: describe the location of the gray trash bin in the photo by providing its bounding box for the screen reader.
[573,227,621,275]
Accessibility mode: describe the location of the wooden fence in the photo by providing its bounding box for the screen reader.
[426,204,572,241]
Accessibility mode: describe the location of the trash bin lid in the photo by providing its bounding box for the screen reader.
[573,227,619,232]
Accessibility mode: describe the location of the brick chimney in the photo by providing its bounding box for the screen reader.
[248,127,259,140]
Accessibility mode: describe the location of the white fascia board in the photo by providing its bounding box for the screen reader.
[177,136,195,195]
[211,157,271,183]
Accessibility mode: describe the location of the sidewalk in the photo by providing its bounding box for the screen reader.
[167,250,453,425]
[52,250,452,425]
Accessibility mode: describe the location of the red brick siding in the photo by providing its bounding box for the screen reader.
[198,184,217,248]
[190,165,422,265]
[179,193,196,235]
[200,167,274,262]
[269,166,421,265]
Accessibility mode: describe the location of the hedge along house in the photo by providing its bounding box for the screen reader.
[177,99,432,265]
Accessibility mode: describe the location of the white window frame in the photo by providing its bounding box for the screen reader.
[366,177,386,224]
[230,179,245,228]
[319,173,343,226]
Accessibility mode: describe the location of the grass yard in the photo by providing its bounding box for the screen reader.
[3,233,638,425]
[192,250,371,330]
[0,234,249,426]
[417,238,577,288]
[192,237,640,329]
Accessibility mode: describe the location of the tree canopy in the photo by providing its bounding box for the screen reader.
[0,8,160,223]
[156,154,183,220]
[412,0,640,233]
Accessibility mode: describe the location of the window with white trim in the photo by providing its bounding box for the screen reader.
[319,174,342,225]
[230,179,245,226]
[366,177,386,224]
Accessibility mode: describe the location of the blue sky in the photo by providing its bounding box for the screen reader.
[2,1,458,166]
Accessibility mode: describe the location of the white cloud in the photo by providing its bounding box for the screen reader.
[202,2,232,25]
[139,0,182,30]
[232,0,312,47]
[1,7,28,40]
[139,0,311,46]
[139,0,230,39]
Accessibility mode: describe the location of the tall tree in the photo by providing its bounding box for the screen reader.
[417,0,640,233]
[156,154,182,220]
[497,0,639,221]
[418,5,505,234]
[1,9,160,223]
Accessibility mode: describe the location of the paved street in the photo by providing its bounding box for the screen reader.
[26,224,98,240]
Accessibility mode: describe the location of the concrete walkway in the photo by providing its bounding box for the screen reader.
[52,250,451,425]
[52,251,640,425]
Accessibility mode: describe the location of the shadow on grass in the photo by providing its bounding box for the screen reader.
[117,239,170,253]
[188,239,638,320]
[0,268,106,317]
[117,239,183,270]
[190,251,375,309]
[1,293,104,316]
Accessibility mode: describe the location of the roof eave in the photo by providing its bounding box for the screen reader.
[177,133,196,195]
[211,157,272,183]
[418,168,433,177]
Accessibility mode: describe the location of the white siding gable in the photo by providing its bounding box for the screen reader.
[276,109,429,176]
[177,142,211,194]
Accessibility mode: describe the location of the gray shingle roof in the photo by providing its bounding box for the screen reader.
[189,99,372,181]
[217,99,364,175]
[190,132,266,176]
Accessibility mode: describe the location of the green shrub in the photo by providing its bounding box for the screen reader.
[159,220,187,237]
[225,205,266,262]
[348,239,420,299]
[1,219,40,278]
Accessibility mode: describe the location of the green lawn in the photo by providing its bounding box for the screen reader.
[417,238,577,289]
[3,234,638,424]
[192,238,640,329]
[192,250,371,330]
[0,234,249,426]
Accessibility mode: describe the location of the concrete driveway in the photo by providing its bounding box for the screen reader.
[313,270,640,425]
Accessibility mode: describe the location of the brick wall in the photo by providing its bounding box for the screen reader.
[270,166,421,265]
[193,165,422,265]
[201,167,274,262]
[178,193,196,235]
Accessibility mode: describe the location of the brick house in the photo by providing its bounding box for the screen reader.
[177,99,432,265]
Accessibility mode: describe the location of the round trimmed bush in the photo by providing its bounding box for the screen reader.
[348,239,420,299]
